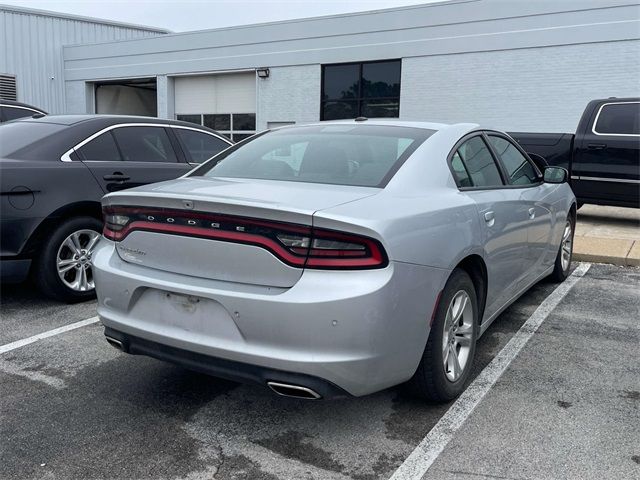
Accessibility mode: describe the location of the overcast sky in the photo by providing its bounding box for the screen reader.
[1,0,446,32]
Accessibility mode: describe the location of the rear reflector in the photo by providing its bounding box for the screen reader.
[103,206,387,270]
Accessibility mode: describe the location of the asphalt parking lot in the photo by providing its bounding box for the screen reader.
[0,263,638,480]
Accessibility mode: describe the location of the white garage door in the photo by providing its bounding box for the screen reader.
[174,72,256,142]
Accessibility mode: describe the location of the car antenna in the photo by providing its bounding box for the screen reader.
[354,116,368,122]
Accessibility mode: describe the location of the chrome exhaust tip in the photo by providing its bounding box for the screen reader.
[267,381,321,400]
[105,336,124,351]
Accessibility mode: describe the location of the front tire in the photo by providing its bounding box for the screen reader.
[548,215,574,283]
[33,216,102,303]
[406,268,478,402]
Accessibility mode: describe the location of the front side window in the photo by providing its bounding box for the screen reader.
[174,129,230,163]
[321,60,401,120]
[488,135,539,186]
[191,125,433,187]
[594,103,640,135]
[453,136,503,188]
[112,126,178,163]
[77,131,121,161]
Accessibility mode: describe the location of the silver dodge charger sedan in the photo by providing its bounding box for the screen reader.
[92,120,575,402]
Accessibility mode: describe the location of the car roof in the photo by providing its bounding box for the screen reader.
[17,114,178,126]
[14,114,222,133]
[273,118,481,135]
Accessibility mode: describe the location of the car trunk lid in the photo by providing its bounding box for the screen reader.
[103,177,379,287]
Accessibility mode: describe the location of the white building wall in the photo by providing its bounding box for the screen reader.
[256,65,321,131]
[0,6,166,114]
[64,80,92,114]
[400,40,640,133]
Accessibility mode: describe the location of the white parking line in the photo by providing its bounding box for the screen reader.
[389,262,592,480]
[0,316,99,355]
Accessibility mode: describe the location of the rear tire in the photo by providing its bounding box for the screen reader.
[406,268,478,402]
[549,215,574,283]
[33,216,102,303]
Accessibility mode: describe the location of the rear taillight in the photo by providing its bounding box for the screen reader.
[102,206,387,269]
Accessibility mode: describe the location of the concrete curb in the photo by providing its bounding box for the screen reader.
[573,236,639,267]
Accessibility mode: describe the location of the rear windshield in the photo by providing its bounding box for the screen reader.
[0,122,66,157]
[191,124,434,187]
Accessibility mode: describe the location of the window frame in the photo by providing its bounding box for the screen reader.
[173,127,234,164]
[591,101,640,137]
[484,131,543,187]
[61,123,231,162]
[320,59,402,121]
[447,131,543,191]
[447,132,506,191]
[76,130,123,162]
[111,125,180,164]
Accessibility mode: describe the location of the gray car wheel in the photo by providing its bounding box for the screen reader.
[549,214,574,283]
[406,268,478,402]
[34,216,102,303]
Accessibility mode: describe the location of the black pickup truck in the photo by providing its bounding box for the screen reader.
[510,98,639,208]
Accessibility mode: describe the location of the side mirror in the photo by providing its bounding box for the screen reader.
[543,166,568,184]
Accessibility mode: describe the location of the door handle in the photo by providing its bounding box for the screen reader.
[528,207,536,219]
[484,211,495,222]
[587,143,607,150]
[103,173,130,182]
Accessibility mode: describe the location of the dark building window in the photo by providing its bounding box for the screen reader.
[321,60,401,120]
[177,113,256,141]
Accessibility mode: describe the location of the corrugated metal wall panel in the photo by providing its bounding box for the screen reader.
[0,8,165,113]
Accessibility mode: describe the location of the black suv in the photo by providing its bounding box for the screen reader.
[0,115,233,302]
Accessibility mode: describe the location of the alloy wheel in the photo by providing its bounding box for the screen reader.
[56,229,101,292]
[561,220,573,271]
[442,290,474,382]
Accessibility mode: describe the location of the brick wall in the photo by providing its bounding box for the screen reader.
[256,65,321,131]
[400,40,640,132]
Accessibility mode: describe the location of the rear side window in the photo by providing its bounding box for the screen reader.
[594,103,640,135]
[2,106,38,122]
[77,132,121,161]
[174,129,230,163]
[487,135,539,185]
[453,136,503,188]
[0,122,65,157]
[450,152,472,187]
[112,126,178,163]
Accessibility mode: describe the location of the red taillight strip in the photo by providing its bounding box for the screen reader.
[103,206,388,270]
[104,221,308,266]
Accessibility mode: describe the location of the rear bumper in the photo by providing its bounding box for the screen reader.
[92,239,450,397]
[0,258,31,283]
[104,326,351,399]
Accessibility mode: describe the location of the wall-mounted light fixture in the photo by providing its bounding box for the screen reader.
[257,68,270,79]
